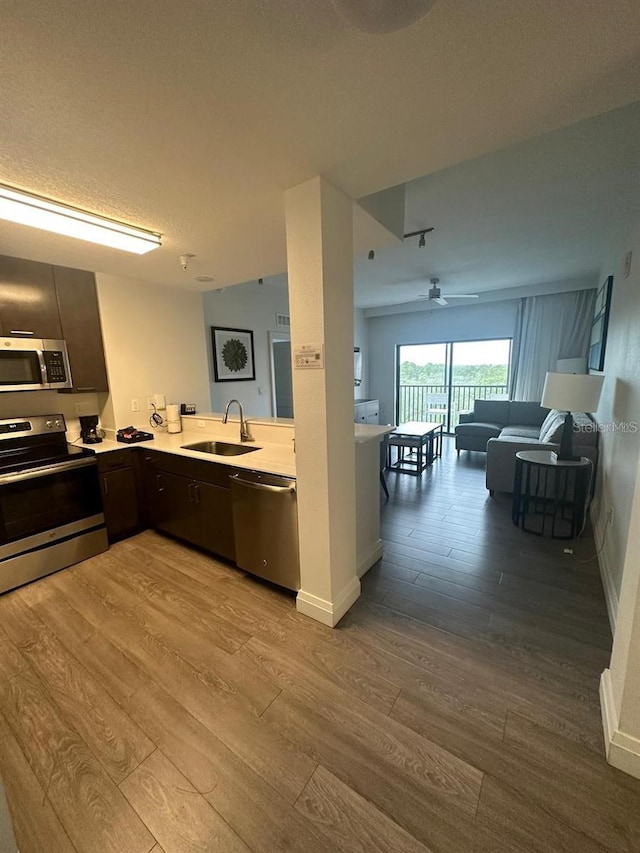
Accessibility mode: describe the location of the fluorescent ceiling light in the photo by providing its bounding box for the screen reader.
[0,183,162,254]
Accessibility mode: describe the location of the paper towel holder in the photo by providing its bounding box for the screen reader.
[166,403,182,434]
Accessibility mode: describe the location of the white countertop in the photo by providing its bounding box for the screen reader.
[80,422,393,478]
[82,430,297,478]
[354,424,395,443]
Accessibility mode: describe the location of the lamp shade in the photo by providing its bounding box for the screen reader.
[541,372,604,413]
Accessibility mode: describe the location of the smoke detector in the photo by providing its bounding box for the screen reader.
[178,253,195,270]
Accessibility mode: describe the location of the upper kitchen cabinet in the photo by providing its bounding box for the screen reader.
[53,265,109,392]
[0,255,62,339]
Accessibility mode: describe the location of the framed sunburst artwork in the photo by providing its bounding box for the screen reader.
[211,326,256,382]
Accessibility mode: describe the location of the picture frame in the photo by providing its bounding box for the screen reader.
[588,275,613,372]
[211,326,256,382]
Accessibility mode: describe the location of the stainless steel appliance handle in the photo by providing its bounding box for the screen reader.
[10,330,35,335]
[231,474,295,494]
[38,351,48,382]
[0,456,96,485]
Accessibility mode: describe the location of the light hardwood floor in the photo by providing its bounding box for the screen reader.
[1,437,639,852]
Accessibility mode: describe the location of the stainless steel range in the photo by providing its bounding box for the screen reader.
[0,414,107,594]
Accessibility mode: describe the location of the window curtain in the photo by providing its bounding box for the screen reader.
[510,289,595,401]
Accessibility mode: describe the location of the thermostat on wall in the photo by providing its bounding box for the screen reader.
[294,344,324,369]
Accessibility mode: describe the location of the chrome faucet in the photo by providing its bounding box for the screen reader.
[222,399,253,442]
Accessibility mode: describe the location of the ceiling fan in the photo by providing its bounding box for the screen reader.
[419,278,479,306]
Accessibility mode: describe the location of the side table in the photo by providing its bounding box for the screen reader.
[387,422,443,476]
[512,450,591,539]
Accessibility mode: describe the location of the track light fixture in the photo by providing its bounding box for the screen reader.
[404,227,434,248]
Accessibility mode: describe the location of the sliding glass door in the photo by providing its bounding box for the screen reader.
[397,338,512,432]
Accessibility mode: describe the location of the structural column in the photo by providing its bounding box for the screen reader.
[601,449,640,779]
[285,176,359,626]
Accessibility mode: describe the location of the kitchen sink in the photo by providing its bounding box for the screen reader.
[181,440,259,457]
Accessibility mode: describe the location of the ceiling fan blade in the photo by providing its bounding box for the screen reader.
[434,296,448,306]
[444,294,479,299]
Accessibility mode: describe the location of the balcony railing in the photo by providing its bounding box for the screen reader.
[398,384,509,432]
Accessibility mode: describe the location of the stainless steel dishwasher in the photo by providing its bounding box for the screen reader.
[229,470,300,591]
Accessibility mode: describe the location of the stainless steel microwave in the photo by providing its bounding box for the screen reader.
[0,338,72,391]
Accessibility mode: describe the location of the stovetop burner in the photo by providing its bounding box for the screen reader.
[0,414,95,475]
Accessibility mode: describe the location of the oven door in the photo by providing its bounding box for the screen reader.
[0,457,104,559]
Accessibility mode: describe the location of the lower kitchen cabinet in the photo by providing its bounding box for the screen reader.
[152,470,195,542]
[188,480,235,560]
[137,450,163,529]
[140,451,235,561]
[354,399,379,425]
[97,453,141,542]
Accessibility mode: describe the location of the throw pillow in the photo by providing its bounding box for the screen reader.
[539,409,559,439]
[539,410,565,444]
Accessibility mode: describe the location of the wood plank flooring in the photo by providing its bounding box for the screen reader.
[1,437,640,851]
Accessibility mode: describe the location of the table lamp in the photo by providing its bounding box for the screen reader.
[541,372,604,461]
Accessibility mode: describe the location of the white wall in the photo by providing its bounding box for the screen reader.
[202,275,289,418]
[366,299,518,423]
[0,390,102,441]
[96,273,210,430]
[593,219,640,606]
[203,277,371,416]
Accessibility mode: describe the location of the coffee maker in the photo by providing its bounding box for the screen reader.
[79,414,102,444]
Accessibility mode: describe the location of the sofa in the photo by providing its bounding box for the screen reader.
[456,400,549,454]
[455,399,599,494]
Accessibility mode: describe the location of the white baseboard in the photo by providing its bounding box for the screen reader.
[600,668,640,780]
[590,505,618,633]
[296,576,361,627]
[600,668,617,746]
[357,539,383,578]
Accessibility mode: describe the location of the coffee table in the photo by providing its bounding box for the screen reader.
[387,421,443,476]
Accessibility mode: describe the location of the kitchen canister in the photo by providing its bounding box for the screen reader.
[166,403,182,434]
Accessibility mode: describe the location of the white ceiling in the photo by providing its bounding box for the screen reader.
[1,1,640,293]
[355,101,640,308]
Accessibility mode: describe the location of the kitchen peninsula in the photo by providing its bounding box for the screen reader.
[91,412,392,615]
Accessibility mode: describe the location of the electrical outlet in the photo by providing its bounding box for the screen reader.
[147,397,155,410]
[131,398,140,412]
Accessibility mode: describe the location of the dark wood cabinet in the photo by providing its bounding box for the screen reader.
[138,449,235,561]
[97,451,141,542]
[53,265,109,392]
[0,255,62,339]
[153,470,195,542]
[136,451,163,529]
[189,480,235,561]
